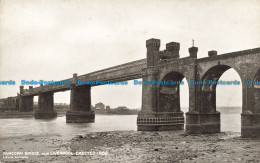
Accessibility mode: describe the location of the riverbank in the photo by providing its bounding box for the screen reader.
[0,111,34,118]
[0,131,259,162]
[93,109,138,115]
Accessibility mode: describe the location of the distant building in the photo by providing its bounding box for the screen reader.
[106,105,111,110]
[106,106,138,114]
[116,106,128,109]
[95,102,105,110]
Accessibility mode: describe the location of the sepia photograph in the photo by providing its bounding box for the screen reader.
[0,0,260,162]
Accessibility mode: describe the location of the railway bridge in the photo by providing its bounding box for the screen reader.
[17,38,260,138]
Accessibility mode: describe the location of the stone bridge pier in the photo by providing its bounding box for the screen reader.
[186,61,222,134]
[241,87,260,137]
[35,91,57,119]
[185,85,221,134]
[137,39,185,131]
[241,68,260,137]
[19,86,34,112]
[66,73,95,123]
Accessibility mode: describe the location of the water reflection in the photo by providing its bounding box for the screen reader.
[0,115,137,139]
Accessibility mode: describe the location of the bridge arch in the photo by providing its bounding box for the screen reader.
[198,64,243,113]
[159,67,192,86]
[199,63,245,86]
[158,71,189,113]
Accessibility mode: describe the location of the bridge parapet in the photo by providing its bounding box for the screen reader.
[86,59,147,77]
[198,48,260,62]
[79,59,147,81]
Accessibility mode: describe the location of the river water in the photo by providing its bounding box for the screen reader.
[0,108,241,139]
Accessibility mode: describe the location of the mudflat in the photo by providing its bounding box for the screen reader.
[0,131,259,162]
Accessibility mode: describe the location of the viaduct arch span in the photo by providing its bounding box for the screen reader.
[17,38,260,138]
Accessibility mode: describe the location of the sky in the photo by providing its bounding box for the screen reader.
[0,0,259,109]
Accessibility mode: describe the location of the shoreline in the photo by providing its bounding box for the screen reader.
[0,111,35,118]
[0,130,259,162]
